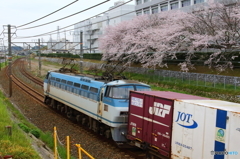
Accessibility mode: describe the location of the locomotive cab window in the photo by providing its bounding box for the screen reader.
[106,86,134,99]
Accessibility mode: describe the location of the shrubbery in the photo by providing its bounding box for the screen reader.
[18,123,41,138]
[30,129,40,138]
[18,123,30,133]
[0,140,39,159]
[42,53,103,60]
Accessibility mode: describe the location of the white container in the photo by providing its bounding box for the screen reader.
[172,100,240,159]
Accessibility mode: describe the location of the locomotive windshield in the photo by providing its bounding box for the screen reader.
[105,85,150,99]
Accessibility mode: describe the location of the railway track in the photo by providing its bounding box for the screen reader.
[3,58,145,159]
[20,60,43,87]
[4,58,44,103]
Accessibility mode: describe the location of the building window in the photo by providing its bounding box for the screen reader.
[171,2,179,9]
[136,0,142,5]
[144,8,150,14]
[151,6,159,14]
[194,0,204,4]
[136,10,142,16]
[182,0,191,7]
[160,4,168,12]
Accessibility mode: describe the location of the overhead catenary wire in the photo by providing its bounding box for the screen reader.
[15,0,133,39]
[49,0,133,34]
[19,0,110,30]
[17,0,79,28]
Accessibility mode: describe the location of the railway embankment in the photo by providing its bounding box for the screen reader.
[0,86,53,159]
[39,57,240,103]
[0,58,138,159]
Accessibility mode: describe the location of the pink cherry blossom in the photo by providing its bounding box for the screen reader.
[99,2,240,72]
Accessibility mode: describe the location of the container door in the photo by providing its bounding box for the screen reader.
[150,98,173,157]
[142,95,153,143]
[128,92,145,142]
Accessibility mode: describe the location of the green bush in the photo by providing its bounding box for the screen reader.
[41,53,103,60]
[30,129,40,138]
[18,123,30,133]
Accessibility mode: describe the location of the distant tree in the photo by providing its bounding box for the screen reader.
[99,2,240,72]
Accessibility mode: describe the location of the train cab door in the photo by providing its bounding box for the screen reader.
[97,87,104,121]
[46,72,51,94]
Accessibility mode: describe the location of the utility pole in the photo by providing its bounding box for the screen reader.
[0,38,2,71]
[38,39,41,77]
[28,45,31,70]
[4,45,6,64]
[8,25,12,97]
[0,39,6,70]
[64,30,67,51]
[80,31,83,74]
[50,34,53,51]
[24,42,31,70]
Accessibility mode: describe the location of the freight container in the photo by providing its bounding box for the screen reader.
[172,99,240,159]
[127,91,240,159]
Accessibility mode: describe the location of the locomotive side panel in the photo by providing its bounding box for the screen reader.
[45,85,99,119]
[44,71,151,143]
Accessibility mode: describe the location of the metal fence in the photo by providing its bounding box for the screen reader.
[42,57,240,90]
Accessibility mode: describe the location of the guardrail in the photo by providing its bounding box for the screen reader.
[53,126,95,159]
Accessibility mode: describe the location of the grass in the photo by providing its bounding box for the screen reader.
[0,89,76,159]
[0,59,76,159]
[0,92,40,158]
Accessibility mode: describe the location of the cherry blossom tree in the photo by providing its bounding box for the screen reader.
[99,2,240,72]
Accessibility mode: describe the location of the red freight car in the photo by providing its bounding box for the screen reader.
[127,91,209,159]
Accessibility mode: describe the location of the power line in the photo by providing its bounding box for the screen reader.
[19,0,110,30]
[17,0,79,28]
[59,10,136,35]
[15,0,133,39]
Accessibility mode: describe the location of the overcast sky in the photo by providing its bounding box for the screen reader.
[0,0,135,45]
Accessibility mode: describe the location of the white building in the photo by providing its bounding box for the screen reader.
[135,0,233,15]
[74,1,135,53]
[47,38,75,53]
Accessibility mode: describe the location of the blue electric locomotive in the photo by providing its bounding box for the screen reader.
[43,70,150,142]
